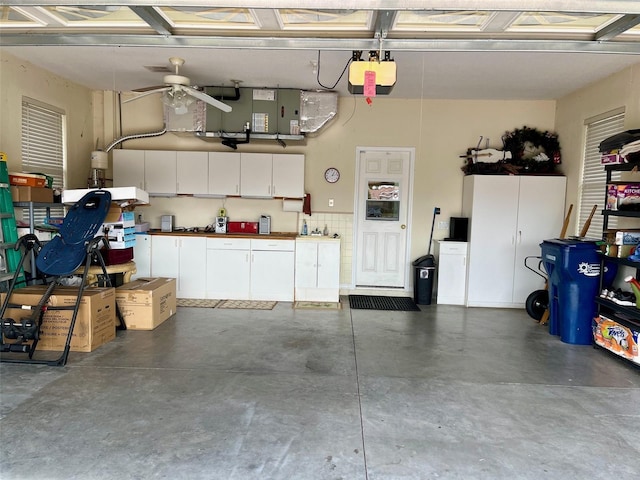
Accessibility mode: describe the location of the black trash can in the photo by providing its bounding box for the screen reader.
[413,254,436,305]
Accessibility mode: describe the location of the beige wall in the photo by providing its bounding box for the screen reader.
[0,50,94,188]
[555,64,640,236]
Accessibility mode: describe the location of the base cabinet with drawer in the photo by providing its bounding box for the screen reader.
[295,238,340,302]
[205,237,295,301]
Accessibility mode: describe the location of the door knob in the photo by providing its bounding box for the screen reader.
[401,224,406,229]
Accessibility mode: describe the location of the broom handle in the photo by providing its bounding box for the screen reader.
[559,204,573,239]
[580,205,598,238]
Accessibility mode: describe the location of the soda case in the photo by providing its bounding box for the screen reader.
[593,315,640,365]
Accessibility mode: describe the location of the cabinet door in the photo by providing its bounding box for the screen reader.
[272,153,304,198]
[132,234,151,280]
[178,237,207,299]
[208,152,241,196]
[240,153,272,197]
[251,250,294,301]
[436,242,467,305]
[113,150,144,189]
[144,150,177,195]
[295,241,318,289]
[512,176,566,303]
[317,241,340,290]
[177,151,208,195]
[151,236,179,279]
[463,175,519,307]
[206,248,251,300]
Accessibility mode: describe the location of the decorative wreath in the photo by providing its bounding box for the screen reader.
[502,126,561,174]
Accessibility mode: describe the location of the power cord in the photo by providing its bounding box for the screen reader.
[316,50,352,90]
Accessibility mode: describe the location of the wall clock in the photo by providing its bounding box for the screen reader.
[324,167,340,183]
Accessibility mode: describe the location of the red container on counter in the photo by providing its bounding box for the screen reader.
[226,221,259,234]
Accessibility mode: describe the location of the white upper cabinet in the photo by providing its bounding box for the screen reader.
[144,150,177,195]
[113,149,144,189]
[272,153,305,198]
[177,151,208,195]
[208,152,241,196]
[240,153,273,197]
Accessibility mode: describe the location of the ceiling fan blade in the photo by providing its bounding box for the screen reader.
[122,87,171,104]
[132,84,166,93]
[183,86,232,113]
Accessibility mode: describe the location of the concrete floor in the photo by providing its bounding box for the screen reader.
[1,300,639,480]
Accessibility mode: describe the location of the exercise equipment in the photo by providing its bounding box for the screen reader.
[0,190,120,366]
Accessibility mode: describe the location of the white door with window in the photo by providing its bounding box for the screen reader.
[354,147,413,288]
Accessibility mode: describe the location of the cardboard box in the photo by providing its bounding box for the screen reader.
[10,185,54,203]
[116,277,176,330]
[615,230,640,245]
[9,172,47,187]
[0,286,116,352]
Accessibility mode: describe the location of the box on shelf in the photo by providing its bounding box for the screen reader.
[601,152,624,165]
[135,222,150,233]
[104,203,135,226]
[9,172,47,187]
[0,286,116,352]
[606,183,640,211]
[615,230,640,245]
[593,315,639,366]
[10,185,54,203]
[115,277,176,330]
[106,239,136,250]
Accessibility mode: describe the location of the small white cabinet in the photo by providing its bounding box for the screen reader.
[436,241,467,305]
[272,153,305,198]
[113,149,145,189]
[250,239,295,301]
[240,153,273,197]
[206,238,250,299]
[144,150,177,195]
[132,234,151,280]
[295,237,340,302]
[177,151,208,195]
[208,152,240,196]
[151,235,207,298]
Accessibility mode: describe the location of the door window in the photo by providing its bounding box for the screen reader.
[366,181,400,220]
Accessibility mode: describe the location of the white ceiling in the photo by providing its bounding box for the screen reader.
[2,1,640,100]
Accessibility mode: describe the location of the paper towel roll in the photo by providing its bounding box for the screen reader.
[282,198,304,212]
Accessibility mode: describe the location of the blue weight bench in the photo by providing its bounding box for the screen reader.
[0,190,124,366]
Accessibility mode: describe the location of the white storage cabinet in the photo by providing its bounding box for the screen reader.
[295,237,340,302]
[132,234,151,280]
[208,152,241,196]
[151,235,207,299]
[436,241,467,305]
[250,239,295,301]
[206,237,251,300]
[462,175,566,308]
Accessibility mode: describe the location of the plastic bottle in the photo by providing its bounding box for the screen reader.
[323,224,329,236]
[302,219,308,236]
[624,276,640,308]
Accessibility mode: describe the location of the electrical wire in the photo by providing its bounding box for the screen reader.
[316,50,352,90]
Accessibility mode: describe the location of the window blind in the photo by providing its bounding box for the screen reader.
[579,112,625,238]
[20,98,65,224]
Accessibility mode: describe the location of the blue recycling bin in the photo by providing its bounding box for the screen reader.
[540,239,601,345]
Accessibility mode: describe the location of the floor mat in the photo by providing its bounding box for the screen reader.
[293,301,342,310]
[348,295,420,311]
[217,300,277,310]
[177,299,221,308]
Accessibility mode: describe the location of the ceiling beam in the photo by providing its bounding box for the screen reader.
[2,33,639,54]
[3,1,640,15]
[482,11,521,33]
[595,14,640,41]
[130,6,173,36]
[373,10,396,39]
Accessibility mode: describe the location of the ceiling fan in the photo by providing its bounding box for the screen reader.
[125,57,232,114]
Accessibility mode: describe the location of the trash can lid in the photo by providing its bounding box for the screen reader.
[412,254,435,267]
[541,238,598,249]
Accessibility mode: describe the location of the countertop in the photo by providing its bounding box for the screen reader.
[143,230,340,240]
[146,229,298,240]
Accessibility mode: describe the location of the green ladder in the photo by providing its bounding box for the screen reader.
[0,154,26,289]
